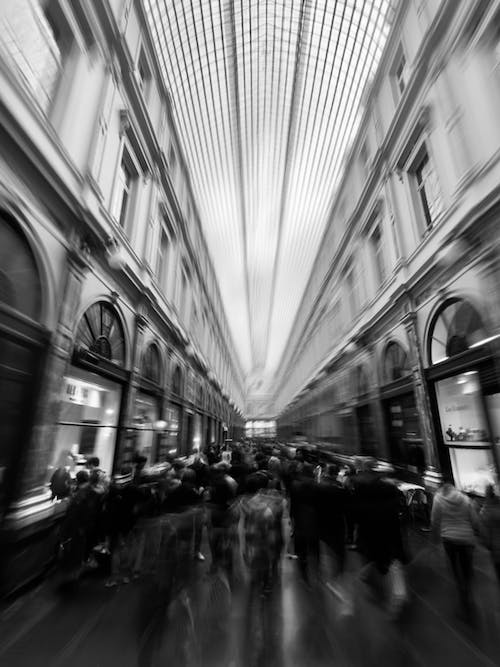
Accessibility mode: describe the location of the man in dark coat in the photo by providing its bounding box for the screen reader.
[352,459,406,575]
[316,464,347,577]
[289,463,320,584]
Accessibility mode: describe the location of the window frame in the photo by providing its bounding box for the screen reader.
[407,142,443,234]
[390,43,408,103]
[156,225,170,294]
[368,222,386,287]
[136,46,152,101]
[111,144,140,236]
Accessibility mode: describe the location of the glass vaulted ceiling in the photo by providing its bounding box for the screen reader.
[145,0,396,389]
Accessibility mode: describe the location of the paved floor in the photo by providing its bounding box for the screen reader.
[0,528,499,667]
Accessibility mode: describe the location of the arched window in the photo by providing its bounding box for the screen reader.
[429,298,487,365]
[141,343,161,385]
[172,364,182,395]
[75,301,125,365]
[0,212,42,321]
[384,342,411,382]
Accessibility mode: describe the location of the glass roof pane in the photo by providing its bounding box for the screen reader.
[145,0,396,389]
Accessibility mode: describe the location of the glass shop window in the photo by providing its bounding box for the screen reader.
[435,373,497,495]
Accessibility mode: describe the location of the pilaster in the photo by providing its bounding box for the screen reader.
[402,311,442,488]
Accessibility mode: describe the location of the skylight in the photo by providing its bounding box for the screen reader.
[145,0,396,389]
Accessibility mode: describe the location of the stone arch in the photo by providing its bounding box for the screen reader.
[382,340,411,383]
[74,300,127,366]
[0,209,47,324]
[426,296,488,366]
[171,362,183,396]
[140,340,163,385]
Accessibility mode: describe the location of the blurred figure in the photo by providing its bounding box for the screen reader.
[241,472,283,595]
[353,458,407,612]
[86,456,108,494]
[49,450,73,500]
[481,484,500,584]
[431,476,478,616]
[290,463,320,585]
[317,464,347,581]
[229,447,251,494]
[189,453,210,561]
[207,462,238,578]
[266,455,283,491]
[58,470,93,583]
[102,478,141,587]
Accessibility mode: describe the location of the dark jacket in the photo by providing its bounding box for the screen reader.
[353,472,406,571]
[316,479,347,545]
[290,479,319,539]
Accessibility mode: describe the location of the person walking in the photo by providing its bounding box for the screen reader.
[431,476,479,617]
[480,484,500,585]
[289,463,320,585]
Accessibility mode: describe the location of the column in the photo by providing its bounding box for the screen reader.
[16,246,89,500]
[402,312,442,487]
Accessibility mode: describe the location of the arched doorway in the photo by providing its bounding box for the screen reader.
[0,212,49,515]
[427,298,499,495]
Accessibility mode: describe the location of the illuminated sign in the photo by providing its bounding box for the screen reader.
[64,377,101,408]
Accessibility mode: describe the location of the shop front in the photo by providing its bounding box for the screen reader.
[356,403,377,456]
[427,298,500,495]
[130,391,161,465]
[50,300,128,479]
[381,342,425,475]
[354,366,377,457]
[157,402,181,460]
[0,212,49,518]
[129,343,164,465]
[384,391,424,473]
[51,368,122,477]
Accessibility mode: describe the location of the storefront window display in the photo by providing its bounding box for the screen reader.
[385,393,424,472]
[193,413,202,452]
[435,372,497,495]
[50,367,121,478]
[157,404,181,460]
[131,392,160,465]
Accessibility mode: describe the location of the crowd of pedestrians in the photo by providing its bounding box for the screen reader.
[50,441,500,627]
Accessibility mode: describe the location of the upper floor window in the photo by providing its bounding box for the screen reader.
[369,224,386,286]
[112,148,139,235]
[0,0,71,114]
[141,343,161,385]
[391,44,408,101]
[384,342,411,383]
[136,48,151,99]
[345,265,358,320]
[412,148,442,229]
[359,140,370,175]
[179,268,189,321]
[156,227,170,293]
[395,54,407,94]
[169,143,176,171]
